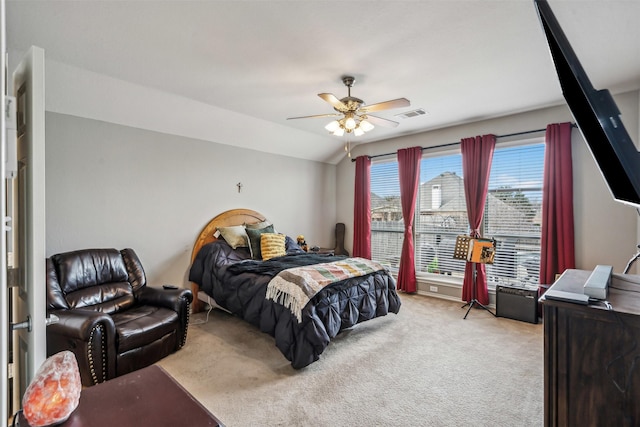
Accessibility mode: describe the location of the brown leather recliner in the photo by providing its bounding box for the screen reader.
[45,248,192,386]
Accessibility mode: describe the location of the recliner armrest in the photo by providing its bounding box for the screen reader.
[47,309,116,341]
[137,287,193,350]
[137,286,193,313]
[46,309,117,386]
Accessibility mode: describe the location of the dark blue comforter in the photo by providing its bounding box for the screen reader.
[188,238,401,368]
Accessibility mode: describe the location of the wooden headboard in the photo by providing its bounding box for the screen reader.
[190,208,266,312]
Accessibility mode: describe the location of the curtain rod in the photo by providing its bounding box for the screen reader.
[350,123,577,162]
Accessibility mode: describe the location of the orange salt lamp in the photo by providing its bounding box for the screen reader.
[22,351,81,427]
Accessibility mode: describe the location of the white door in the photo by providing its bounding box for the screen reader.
[8,45,46,416]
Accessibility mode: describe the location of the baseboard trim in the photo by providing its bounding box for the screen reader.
[415,281,497,309]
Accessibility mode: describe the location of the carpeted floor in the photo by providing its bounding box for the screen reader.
[158,294,543,427]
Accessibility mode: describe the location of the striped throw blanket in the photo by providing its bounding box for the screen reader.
[265,257,385,323]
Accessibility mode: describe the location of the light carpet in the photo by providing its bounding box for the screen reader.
[158,294,543,427]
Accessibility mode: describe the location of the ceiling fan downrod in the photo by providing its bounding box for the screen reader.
[342,76,355,97]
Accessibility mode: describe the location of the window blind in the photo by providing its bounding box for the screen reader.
[370,160,402,271]
[484,142,545,286]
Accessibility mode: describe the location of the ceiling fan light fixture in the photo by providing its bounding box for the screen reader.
[332,127,345,137]
[325,120,340,132]
[359,119,374,132]
[353,127,365,136]
[344,116,356,130]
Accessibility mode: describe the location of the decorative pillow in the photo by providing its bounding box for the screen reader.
[216,225,249,249]
[261,233,286,261]
[245,220,272,230]
[246,224,275,259]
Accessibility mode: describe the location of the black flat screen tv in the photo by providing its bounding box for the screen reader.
[534,0,640,208]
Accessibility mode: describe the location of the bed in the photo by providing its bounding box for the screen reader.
[188,208,401,369]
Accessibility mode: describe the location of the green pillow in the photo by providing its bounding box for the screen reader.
[245,220,272,230]
[246,224,275,260]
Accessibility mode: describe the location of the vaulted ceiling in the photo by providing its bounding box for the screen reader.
[7,0,640,164]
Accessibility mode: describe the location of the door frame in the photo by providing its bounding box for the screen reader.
[1,0,9,423]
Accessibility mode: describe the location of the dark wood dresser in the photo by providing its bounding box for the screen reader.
[540,269,640,427]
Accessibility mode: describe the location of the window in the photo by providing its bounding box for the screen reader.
[370,139,545,287]
[414,152,467,277]
[370,161,402,271]
[484,142,545,287]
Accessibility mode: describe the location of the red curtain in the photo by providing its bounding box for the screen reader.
[353,155,372,259]
[540,122,575,285]
[397,147,422,293]
[460,134,496,304]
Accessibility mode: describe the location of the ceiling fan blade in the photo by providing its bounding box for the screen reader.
[318,93,348,112]
[365,114,399,128]
[360,98,410,113]
[287,113,341,120]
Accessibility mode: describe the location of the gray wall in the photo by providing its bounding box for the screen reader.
[336,90,640,286]
[45,88,640,294]
[45,112,336,288]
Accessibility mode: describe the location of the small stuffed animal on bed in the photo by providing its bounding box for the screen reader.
[296,235,308,252]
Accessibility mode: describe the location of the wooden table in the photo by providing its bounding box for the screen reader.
[18,365,224,427]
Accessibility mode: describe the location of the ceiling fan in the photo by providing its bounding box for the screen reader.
[287,76,410,137]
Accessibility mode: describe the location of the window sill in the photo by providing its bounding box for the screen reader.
[413,273,498,308]
[416,272,463,287]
